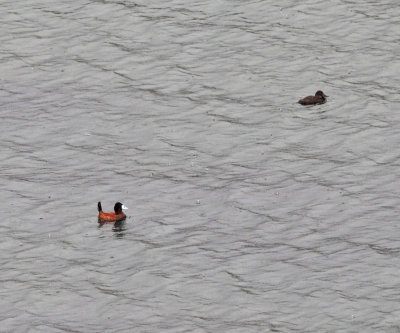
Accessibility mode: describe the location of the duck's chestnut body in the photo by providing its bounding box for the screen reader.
[98,202,127,223]
[299,90,327,105]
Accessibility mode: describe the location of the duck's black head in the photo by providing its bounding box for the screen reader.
[114,202,128,213]
[315,90,327,98]
[114,202,123,213]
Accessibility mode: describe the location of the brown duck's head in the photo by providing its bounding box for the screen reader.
[315,90,328,98]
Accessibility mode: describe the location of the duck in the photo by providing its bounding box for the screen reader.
[98,201,128,223]
[298,90,328,105]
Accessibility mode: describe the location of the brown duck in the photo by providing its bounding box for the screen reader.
[298,91,328,105]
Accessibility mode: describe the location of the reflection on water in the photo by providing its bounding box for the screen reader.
[98,219,127,238]
[112,220,127,238]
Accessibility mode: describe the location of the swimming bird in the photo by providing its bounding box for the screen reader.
[98,201,128,223]
[298,90,328,105]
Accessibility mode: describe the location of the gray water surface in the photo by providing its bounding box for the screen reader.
[1,0,400,332]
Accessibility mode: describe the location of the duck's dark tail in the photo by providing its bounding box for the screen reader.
[98,202,102,212]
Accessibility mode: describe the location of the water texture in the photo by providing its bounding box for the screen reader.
[1,0,400,332]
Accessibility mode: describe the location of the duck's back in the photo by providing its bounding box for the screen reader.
[299,95,316,105]
[98,211,117,222]
[98,210,126,222]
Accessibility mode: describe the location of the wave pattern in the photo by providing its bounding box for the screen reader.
[1,0,400,331]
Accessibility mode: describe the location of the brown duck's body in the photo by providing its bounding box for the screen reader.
[298,90,327,105]
[98,202,127,223]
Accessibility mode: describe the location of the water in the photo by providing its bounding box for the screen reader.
[1,0,400,331]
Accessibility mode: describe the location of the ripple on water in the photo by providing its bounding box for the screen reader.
[1,0,400,332]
